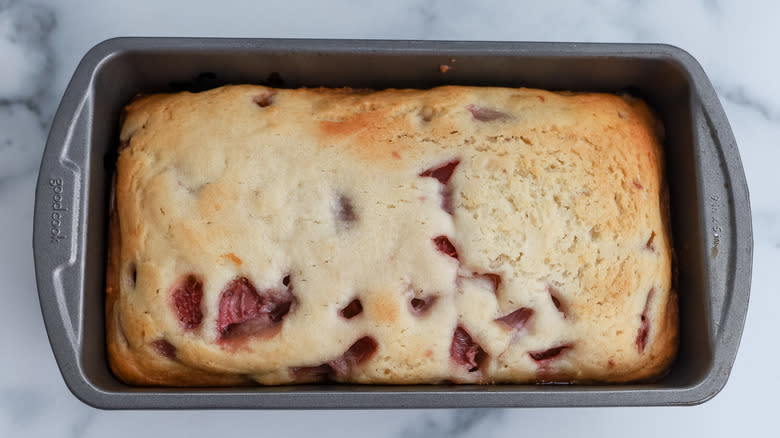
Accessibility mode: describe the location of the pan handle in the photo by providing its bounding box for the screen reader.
[689,61,752,349]
[33,91,91,363]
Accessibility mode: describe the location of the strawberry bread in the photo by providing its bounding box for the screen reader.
[106,85,677,385]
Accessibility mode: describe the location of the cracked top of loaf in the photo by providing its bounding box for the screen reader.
[106,85,677,386]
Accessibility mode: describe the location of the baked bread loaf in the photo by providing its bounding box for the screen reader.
[107,85,677,386]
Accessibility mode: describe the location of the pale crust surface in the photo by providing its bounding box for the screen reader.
[108,85,677,385]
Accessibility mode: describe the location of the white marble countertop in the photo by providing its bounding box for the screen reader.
[2,0,778,435]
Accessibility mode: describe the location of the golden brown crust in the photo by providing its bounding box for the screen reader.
[108,85,676,386]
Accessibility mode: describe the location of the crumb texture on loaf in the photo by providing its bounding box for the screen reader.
[108,85,677,385]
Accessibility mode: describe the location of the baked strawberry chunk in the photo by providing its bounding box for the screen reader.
[467,105,510,121]
[328,336,378,377]
[433,236,459,260]
[636,288,655,353]
[420,160,459,214]
[217,277,294,341]
[336,195,357,226]
[529,345,570,364]
[252,90,276,107]
[420,160,460,185]
[291,364,332,380]
[410,296,437,314]
[339,299,363,319]
[548,285,567,318]
[450,326,488,372]
[646,231,656,252]
[291,336,378,380]
[496,307,533,331]
[171,275,204,330]
[151,339,176,359]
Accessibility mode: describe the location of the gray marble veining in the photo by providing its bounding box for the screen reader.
[401,409,503,438]
[719,85,780,123]
[0,0,55,181]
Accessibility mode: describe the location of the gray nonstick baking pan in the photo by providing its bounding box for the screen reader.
[33,38,752,409]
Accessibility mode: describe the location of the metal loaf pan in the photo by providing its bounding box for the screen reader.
[33,38,752,409]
